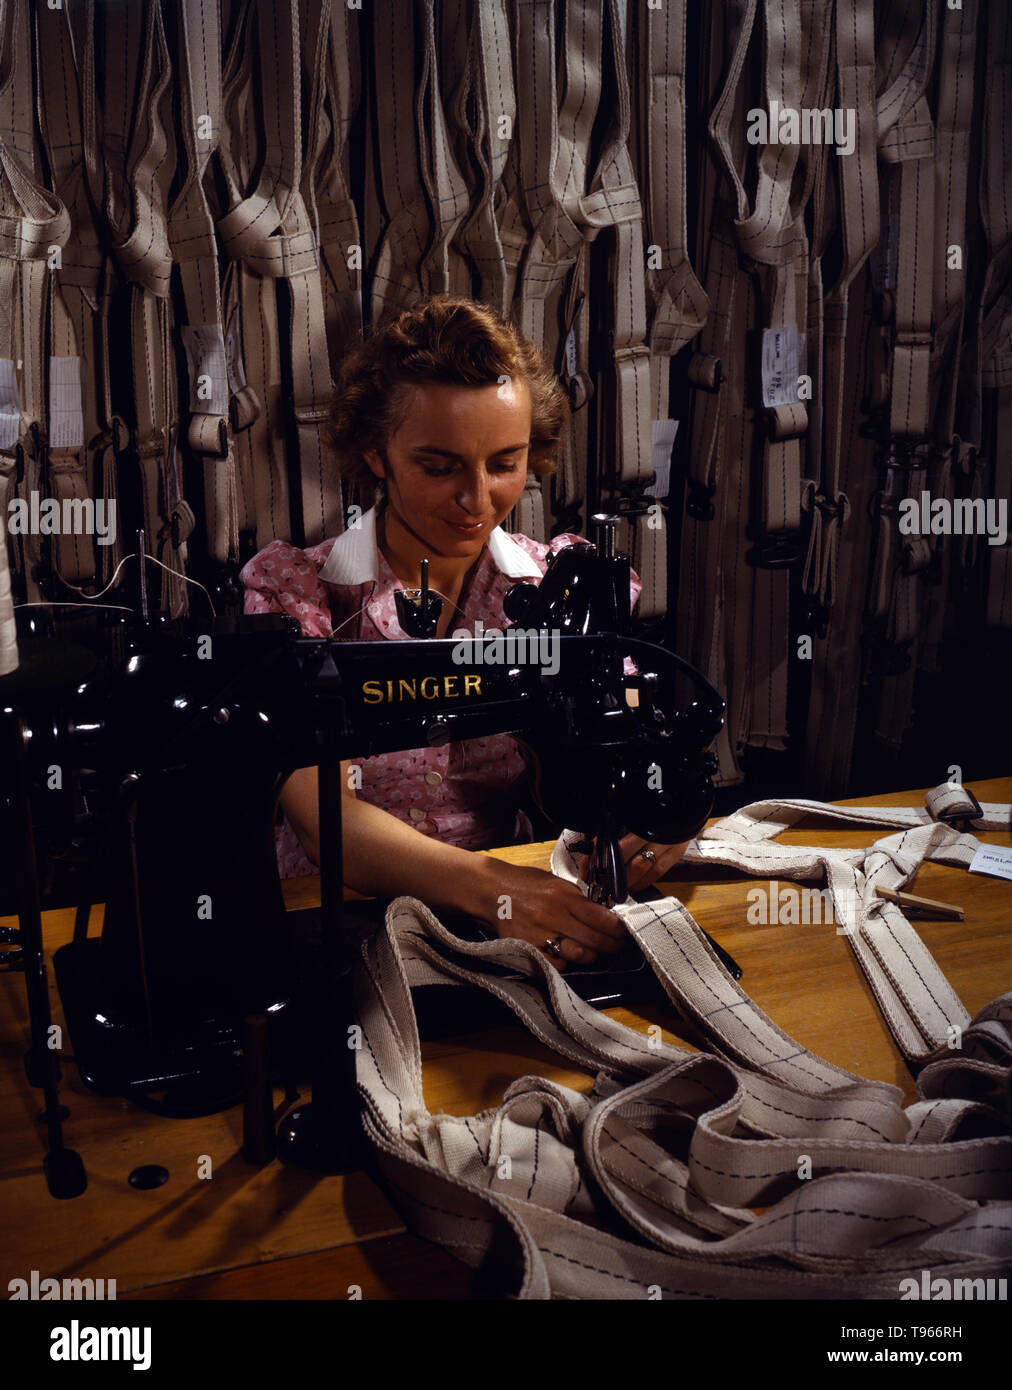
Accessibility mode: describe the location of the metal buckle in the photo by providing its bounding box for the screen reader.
[935,787,983,829]
[745,535,802,569]
[686,480,716,521]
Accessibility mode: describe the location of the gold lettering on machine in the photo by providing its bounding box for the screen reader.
[361,675,483,704]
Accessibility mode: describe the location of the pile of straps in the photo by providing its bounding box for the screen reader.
[0,0,1008,776]
[354,780,1011,1299]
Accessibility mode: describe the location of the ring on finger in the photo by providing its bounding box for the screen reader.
[542,934,565,959]
[638,849,657,864]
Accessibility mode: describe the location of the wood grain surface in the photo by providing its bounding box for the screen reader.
[2,778,1009,1300]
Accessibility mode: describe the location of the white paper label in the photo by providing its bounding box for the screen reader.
[0,359,20,450]
[564,327,577,379]
[761,326,801,408]
[968,844,1012,881]
[181,324,229,415]
[646,419,678,498]
[48,356,85,448]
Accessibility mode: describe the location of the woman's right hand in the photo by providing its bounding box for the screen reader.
[471,860,627,969]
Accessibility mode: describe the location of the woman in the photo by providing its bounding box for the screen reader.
[241,296,688,968]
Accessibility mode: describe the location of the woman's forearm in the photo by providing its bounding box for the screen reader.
[281,765,500,920]
[334,794,501,917]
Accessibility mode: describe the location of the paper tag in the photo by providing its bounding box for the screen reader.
[761,326,800,407]
[968,844,1012,881]
[181,324,229,415]
[564,327,577,379]
[646,419,678,498]
[48,356,85,448]
[0,359,21,450]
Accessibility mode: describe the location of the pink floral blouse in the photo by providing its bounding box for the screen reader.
[240,506,642,878]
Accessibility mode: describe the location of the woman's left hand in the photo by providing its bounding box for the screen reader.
[619,834,692,894]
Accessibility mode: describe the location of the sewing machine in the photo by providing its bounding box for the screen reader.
[0,517,724,1191]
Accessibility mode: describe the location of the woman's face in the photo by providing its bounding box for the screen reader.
[364,379,532,559]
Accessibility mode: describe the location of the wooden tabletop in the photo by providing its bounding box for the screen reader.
[2,777,1009,1301]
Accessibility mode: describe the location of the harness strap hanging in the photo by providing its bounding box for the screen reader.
[977,2,1012,630]
[550,0,605,542]
[309,0,363,370]
[457,0,515,319]
[217,0,286,553]
[34,2,103,592]
[509,0,587,542]
[415,0,472,300]
[921,0,979,664]
[78,0,182,614]
[0,0,70,605]
[368,0,433,325]
[216,0,339,552]
[869,0,938,745]
[170,0,232,588]
[353,780,1012,1298]
[677,0,757,784]
[598,0,665,617]
[630,0,708,601]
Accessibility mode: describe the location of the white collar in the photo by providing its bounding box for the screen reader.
[317,505,544,585]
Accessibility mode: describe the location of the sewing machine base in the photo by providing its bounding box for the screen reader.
[52,895,696,1104]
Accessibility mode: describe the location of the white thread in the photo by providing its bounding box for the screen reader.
[54,552,218,617]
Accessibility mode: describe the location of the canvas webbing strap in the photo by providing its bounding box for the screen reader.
[977,1,1012,630]
[801,0,879,631]
[870,0,938,743]
[79,0,183,614]
[677,0,757,783]
[509,0,588,542]
[352,781,1011,1298]
[35,3,103,590]
[216,0,340,552]
[459,0,515,318]
[368,1,432,324]
[0,0,69,605]
[597,0,666,617]
[550,0,600,541]
[217,0,286,551]
[913,0,978,665]
[308,0,363,369]
[631,0,708,588]
[638,0,707,363]
[415,0,472,300]
[0,516,14,675]
[169,0,232,584]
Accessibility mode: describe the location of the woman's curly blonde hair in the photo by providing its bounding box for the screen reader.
[324,296,568,493]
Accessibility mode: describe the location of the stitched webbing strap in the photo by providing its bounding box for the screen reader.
[35,2,103,589]
[979,2,1012,629]
[170,0,231,581]
[79,0,182,613]
[0,475,15,674]
[0,0,70,604]
[353,782,1011,1297]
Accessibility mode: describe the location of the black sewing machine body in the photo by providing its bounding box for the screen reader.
[1,533,724,1132]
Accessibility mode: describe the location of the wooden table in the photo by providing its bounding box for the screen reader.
[2,778,1009,1301]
